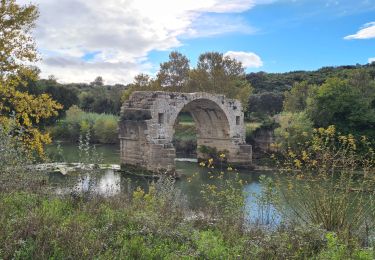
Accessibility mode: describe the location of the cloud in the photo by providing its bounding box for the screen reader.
[369,57,375,64]
[224,51,263,68]
[17,0,268,84]
[344,22,375,40]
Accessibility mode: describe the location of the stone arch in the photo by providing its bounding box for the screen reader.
[119,91,252,172]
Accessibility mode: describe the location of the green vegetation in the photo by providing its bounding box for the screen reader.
[274,126,375,241]
[122,51,253,109]
[1,125,374,258]
[247,63,375,94]
[274,111,313,150]
[50,106,119,144]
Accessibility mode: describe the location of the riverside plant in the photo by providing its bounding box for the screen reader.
[0,122,48,193]
[273,125,375,246]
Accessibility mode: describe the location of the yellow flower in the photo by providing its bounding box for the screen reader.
[325,125,335,136]
[199,162,206,167]
[302,151,309,161]
[208,158,214,164]
[219,153,226,158]
[227,166,233,171]
[294,159,302,168]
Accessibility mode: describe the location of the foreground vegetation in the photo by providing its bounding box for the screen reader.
[1,124,374,259]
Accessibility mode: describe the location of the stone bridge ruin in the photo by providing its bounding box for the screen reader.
[119,91,252,172]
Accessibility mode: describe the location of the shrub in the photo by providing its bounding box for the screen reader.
[274,111,313,151]
[93,117,118,144]
[50,106,119,144]
[274,126,375,243]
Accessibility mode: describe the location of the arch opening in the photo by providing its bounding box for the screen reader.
[171,98,231,161]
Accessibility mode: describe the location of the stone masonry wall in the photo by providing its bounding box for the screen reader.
[119,91,252,172]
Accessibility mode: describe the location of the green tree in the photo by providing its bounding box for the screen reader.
[0,0,62,156]
[283,81,314,112]
[248,92,284,116]
[90,76,104,87]
[157,51,190,89]
[189,52,253,107]
[306,76,375,138]
[274,111,314,150]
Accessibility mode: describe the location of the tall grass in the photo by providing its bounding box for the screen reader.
[50,105,118,144]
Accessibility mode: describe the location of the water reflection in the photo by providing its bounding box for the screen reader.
[48,161,280,225]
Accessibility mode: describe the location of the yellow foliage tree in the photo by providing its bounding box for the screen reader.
[0,0,62,156]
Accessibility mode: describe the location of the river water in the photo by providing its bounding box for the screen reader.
[46,143,279,224]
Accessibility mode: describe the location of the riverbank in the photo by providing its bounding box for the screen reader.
[1,182,372,259]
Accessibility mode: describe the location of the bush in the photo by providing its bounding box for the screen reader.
[274,111,313,151]
[274,126,375,243]
[93,117,118,144]
[50,106,119,144]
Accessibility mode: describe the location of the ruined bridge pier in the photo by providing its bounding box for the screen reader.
[119,91,252,172]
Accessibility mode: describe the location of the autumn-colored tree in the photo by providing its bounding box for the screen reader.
[0,0,62,156]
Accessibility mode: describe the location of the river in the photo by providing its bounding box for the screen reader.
[46,143,279,224]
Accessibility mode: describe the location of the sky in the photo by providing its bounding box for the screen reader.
[18,0,375,84]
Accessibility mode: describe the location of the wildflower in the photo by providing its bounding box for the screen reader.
[325,125,335,136]
[302,151,309,161]
[199,162,205,167]
[294,159,302,168]
[227,166,233,171]
[288,150,296,158]
[219,153,226,159]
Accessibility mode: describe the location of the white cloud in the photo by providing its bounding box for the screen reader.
[224,51,263,68]
[369,57,375,64]
[17,0,268,84]
[344,21,375,40]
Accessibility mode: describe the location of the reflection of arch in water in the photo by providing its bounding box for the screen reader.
[119,91,252,172]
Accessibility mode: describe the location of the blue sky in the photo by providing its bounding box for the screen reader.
[23,0,375,84]
[150,0,375,73]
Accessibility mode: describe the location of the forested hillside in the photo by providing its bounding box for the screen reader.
[247,63,375,93]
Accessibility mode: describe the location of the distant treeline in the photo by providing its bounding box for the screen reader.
[247,63,375,94]
[27,76,127,119]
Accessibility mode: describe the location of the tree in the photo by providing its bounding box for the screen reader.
[90,76,104,87]
[248,92,284,116]
[283,81,313,112]
[133,73,151,88]
[0,0,62,156]
[189,52,253,107]
[157,51,190,89]
[195,52,244,93]
[274,112,313,150]
[306,76,375,138]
